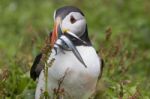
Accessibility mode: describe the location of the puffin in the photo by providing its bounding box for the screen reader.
[30,6,103,99]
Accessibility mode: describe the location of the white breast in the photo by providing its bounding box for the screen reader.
[36,46,101,99]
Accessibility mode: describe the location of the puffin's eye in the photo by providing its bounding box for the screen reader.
[70,15,76,24]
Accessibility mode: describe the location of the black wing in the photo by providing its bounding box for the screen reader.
[30,32,52,81]
[30,53,44,81]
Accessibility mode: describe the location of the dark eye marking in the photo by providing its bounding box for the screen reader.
[70,15,76,24]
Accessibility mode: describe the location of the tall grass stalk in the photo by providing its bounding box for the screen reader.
[40,36,54,99]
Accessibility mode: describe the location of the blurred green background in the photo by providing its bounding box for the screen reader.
[0,0,150,99]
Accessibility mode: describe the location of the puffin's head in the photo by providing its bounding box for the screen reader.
[50,6,87,47]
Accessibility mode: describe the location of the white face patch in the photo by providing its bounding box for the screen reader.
[61,12,86,37]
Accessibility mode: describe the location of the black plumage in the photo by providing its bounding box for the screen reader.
[30,53,43,81]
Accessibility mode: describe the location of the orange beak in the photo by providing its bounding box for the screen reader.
[50,23,58,47]
[50,17,61,47]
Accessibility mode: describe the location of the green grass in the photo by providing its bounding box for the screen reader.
[0,0,150,98]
